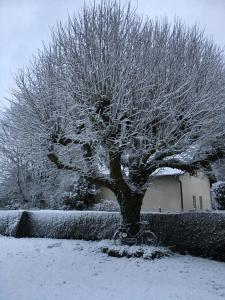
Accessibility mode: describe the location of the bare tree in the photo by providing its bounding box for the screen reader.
[8,1,225,233]
[0,113,30,204]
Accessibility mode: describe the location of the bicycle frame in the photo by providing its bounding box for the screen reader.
[115,221,152,245]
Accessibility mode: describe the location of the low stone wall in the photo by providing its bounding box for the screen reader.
[0,210,225,261]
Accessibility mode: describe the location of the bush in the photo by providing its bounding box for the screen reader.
[212,181,225,210]
[0,211,23,236]
[62,178,96,210]
[1,210,225,261]
[93,199,120,212]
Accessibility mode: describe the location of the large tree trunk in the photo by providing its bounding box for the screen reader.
[117,193,144,235]
[108,152,146,236]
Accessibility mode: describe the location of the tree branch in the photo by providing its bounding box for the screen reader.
[146,148,225,183]
[47,151,113,189]
[109,152,132,197]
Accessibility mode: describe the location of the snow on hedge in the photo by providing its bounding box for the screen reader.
[142,211,225,261]
[0,210,23,236]
[23,210,121,240]
[1,210,225,261]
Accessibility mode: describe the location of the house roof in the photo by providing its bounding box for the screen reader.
[152,167,184,177]
[99,165,185,177]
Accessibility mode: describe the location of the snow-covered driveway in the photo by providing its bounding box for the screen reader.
[0,236,225,300]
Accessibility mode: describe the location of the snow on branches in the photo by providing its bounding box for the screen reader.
[2,2,225,214]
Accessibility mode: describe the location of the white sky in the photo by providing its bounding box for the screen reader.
[0,0,225,105]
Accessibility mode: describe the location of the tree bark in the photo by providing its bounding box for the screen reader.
[117,192,144,235]
[107,151,146,236]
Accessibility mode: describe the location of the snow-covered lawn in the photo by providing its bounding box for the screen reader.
[0,236,225,300]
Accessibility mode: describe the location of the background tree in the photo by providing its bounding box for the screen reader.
[0,109,96,210]
[6,1,225,233]
[0,113,31,207]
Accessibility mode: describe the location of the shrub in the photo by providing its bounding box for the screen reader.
[212,181,225,210]
[93,199,120,212]
[62,178,96,210]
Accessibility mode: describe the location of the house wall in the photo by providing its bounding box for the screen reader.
[96,177,182,212]
[179,172,211,210]
[96,172,212,211]
[142,176,181,212]
[96,186,117,202]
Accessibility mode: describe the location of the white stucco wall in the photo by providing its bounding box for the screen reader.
[96,186,117,202]
[96,172,212,211]
[179,172,211,210]
[142,176,181,211]
[96,177,182,212]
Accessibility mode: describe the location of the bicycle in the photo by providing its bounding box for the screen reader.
[113,221,158,246]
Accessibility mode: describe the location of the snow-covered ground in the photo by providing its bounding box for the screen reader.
[0,236,225,300]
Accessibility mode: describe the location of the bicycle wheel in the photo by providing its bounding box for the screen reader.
[112,230,122,245]
[143,231,158,246]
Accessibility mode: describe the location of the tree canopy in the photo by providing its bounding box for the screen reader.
[2,1,225,230]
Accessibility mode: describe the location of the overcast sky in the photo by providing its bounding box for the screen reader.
[0,0,225,105]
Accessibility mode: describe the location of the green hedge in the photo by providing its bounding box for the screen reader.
[0,210,225,261]
[0,210,23,237]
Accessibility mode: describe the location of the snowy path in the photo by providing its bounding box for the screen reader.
[0,236,225,300]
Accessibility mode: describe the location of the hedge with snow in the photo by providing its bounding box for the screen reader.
[0,210,225,261]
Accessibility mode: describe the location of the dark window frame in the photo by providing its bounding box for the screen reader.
[193,196,197,209]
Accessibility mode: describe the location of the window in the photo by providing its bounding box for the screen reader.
[193,196,196,209]
[199,196,203,210]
